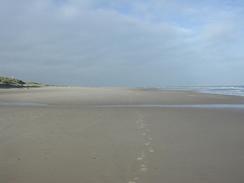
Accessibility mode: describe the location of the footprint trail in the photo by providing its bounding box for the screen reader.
[128,112,155,183]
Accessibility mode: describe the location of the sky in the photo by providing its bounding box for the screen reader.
[0,0,244,87]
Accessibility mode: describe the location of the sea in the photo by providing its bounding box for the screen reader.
[162,86,244,97]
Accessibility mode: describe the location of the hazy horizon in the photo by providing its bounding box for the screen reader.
[1,0,244,87]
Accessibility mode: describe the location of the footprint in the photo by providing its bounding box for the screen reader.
[133,177,139,181]
[141,168,147,172]
[149,147,155,153]
[140,164,148,172]
[138,152,145,158]
[144,142,151,146]
[139,124,145,129]
[137,156,143,161]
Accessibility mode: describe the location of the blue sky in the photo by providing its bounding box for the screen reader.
[0,0,244,86]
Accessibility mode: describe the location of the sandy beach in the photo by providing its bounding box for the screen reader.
[1,87,244,183]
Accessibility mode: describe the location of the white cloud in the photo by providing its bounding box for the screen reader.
[0,0,244,86]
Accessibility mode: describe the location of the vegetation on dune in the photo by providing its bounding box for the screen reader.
[0,76,43,88]
[0,76,25,87]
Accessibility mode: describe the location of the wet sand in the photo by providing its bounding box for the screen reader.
[1,87,244,183]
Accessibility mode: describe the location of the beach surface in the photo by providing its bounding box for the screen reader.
[1,87,244,183]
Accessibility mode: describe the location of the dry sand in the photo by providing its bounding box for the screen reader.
[0,87,244,183]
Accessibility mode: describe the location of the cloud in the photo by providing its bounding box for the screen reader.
[0,0,244,86]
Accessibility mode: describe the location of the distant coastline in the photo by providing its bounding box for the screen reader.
[0,76,46,88]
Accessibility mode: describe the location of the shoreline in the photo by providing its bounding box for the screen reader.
[1,86,244,106]
[1,85,244,96]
